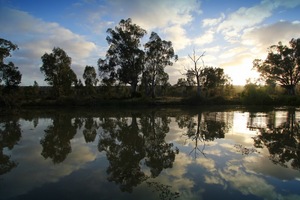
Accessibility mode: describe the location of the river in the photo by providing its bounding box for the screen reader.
[1,106,300,200]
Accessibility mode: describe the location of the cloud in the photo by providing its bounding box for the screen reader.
[105,0,201,30]
[217,1,274,40]
[210,0,300,43]
[242,21,300,51]
[202,14,225,28]
[163,25,192,51]
[0,7,98,85]
[193,30,215,46]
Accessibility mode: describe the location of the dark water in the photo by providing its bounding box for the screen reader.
[1,106,300,200]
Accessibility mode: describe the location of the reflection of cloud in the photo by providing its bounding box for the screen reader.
[2,120,98,199]
[196,157,216,172]
[157,152,196,198]
[204,175,225,186]
[219,162,277,200]
[243,153,300,181]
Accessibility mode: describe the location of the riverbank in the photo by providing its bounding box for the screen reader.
[2,94,300,112]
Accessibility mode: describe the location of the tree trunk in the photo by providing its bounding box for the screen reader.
[130,82,138,97]
[151,79,156,99]
[283,85,296,95]
[196,75,201,96]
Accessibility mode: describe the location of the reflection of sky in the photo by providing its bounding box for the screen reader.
[1,110,300,200]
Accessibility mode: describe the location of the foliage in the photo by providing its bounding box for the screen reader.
[0,38,18,63]
[143,32,177,98]
[98,18,146,97]
[40,47,77,97]
[0,62,22,90]
[83,65,98,87]
[0,38,22,92]
[242,82,273,105]
[253,38,300,95]
[200,66,232,97]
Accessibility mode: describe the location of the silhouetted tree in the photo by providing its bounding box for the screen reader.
[253,38,300,95]
[200,67,231,97]
[83,65,98,87]
[98,18,146,97]
[183,50,205,96]
[0,38,21,92]
[40,47,77,97]
[144,32,177,98]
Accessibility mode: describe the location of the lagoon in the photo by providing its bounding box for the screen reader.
[1,106,300,200]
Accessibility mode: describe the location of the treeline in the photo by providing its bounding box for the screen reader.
[1,18,300,108]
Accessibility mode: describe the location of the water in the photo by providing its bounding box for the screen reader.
[1,106,300,200]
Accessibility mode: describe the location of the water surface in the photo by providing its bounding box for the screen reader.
[1,107,300,200]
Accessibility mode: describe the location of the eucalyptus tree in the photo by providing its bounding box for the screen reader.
[200,67,231,96]
[40,47,77,97]
[253,38,300,95]
[0,38,22,91]
[83,65,98,87]
[98,18,146,97]
[144,32,177,98]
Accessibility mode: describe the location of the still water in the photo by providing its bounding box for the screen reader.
[1,106,300,200]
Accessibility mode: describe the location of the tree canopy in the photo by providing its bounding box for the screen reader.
[40,47,77,96]
[0,38,22,90]
[143,32,177,98]
[83,65,98,87]
[253,38,300,95]
[98,18,146,96]
[0,38,18,64]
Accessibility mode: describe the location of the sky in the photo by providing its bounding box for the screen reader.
[1,0,300,86]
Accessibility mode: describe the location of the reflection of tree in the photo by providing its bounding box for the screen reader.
[140,112,179,178]
[147,181,180,200]
[40,114,77,164]
[98,112,178,193]
[0,119,21,175]
[176,112,227,158]
[252,108,300,170]
[83,117,98,143]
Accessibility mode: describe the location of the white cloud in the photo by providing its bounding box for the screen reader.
[215,0,300,43]
[217,1,273,41]
[107,0,201,30]
[193,30,215,46]
[202,14,225,28]
[242,21,300,51]
[163,25,192,51]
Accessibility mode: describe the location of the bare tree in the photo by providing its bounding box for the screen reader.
[182,50,205,96]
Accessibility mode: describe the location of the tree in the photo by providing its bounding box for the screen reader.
[144,32,177,98]
[0,62,22,89]
[40,47,77,97]
[183,50,205,96]
[0,38,18,64]
[98,18,146,97]
[0,38,22,91]
[200,67,231,97]
[83,65,98,87]
[253,38,300,95]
